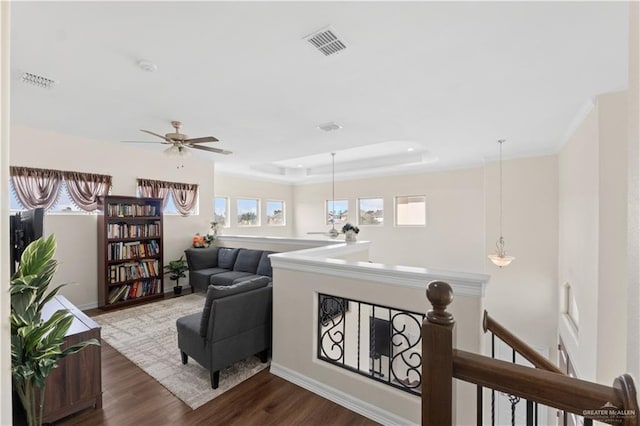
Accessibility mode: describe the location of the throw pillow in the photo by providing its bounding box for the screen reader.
[233,249,263,273]
[217,247,240,269]
[256,251,276,277]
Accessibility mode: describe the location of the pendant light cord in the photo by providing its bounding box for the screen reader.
[331,152,336,230]
[498,140,504,239]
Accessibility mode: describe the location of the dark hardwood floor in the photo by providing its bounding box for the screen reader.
[40,300,380,426]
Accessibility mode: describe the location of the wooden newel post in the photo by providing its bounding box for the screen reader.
[422,280,454,426]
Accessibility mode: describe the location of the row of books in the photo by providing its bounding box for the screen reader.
[107,240,160,261]
[106,203,159,218]
[107,279,160,304]
[108,259,159,283]
[107,222,161,239]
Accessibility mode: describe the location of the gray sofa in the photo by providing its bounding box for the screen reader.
[184,247,275,292]
[176,277,272,388]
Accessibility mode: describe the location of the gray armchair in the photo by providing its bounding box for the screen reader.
[176,277,272,388]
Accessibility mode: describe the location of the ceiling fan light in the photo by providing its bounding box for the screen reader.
[164,145,181,157]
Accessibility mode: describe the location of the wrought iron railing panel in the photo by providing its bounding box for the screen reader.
[317,293,425,396]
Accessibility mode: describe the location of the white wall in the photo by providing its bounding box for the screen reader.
[1,2,13,423]
[10,126,216,309]
[627,0,640,383]
[293,167,486,273]
[484,155,560,361]
[294,159,560,360]
[213,173,295,237]
[597,92,628,383]
[558,92,629,383]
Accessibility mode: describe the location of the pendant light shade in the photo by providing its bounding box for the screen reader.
[488,139,515,268]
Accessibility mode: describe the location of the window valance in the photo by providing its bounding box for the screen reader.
[10,166,112,212]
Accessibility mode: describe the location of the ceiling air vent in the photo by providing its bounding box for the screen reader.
[318,121,342,132]
[21,72,56,89]
[304,26,347,56]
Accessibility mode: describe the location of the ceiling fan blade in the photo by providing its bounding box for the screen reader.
[121,141,171,144]
[184,136,219,144]
[189,145,232,155]
[140,129,174,143]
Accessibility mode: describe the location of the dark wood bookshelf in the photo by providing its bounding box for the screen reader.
[97,196,164,309]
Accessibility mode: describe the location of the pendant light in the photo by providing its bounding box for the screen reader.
[488,139,515,268]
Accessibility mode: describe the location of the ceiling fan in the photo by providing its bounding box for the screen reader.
[308,152,340,239]
[122,121,232,155]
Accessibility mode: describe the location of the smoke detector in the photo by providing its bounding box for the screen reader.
[318,121,343,132]
[303,26,347,56]
[20,72,56,89]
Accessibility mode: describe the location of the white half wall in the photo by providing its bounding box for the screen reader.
[270,244,488,425]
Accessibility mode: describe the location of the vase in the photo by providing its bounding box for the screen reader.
[345,230,357,243]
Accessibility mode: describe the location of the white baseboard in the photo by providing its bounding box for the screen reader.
[269,362,415,426]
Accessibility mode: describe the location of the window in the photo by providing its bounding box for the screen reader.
[358,198,383,225]
[214,197,229,227]
[9,167,111,213]
[395,195,426,226]
[237,199,260,226]
[326,200,349,225]
[135,191,198,216]
[137,178,198,216]
[10,180,95,214]
[9,184,22,211]
[50,182,84,213]
[163,192,179,214]
[266,200,285,226]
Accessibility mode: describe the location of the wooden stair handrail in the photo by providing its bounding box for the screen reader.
[421,281,640,426]
[453,349,638,424]
[483,310,564,374]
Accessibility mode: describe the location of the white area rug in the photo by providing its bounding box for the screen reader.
[92,293,270,409]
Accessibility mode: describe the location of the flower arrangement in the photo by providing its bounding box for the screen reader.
[192,233,206,248]
[341,223,360,234]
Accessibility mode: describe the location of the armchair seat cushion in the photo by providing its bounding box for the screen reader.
[232,274,272,285]
[190,268,230,291]
[210,271,255,287]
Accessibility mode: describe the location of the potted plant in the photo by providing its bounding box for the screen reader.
[341,222,360,242]
[10,235,100,426]
[164,255,188,295]
[203,221,219,247]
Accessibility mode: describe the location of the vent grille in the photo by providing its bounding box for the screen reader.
[304,27,347,56]
[21,72,56,89]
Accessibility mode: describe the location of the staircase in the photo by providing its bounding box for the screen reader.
[421,281,640,426]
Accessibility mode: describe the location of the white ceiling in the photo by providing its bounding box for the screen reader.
[10,1,628,183]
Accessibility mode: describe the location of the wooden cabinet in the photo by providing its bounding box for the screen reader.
[98,196,164,309]
[39,296,102,423]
